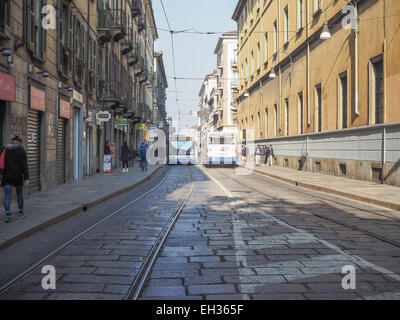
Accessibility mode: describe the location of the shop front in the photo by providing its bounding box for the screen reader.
[0,71,15,147]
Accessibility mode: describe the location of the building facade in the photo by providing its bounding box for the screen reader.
[0,0,158,196]
[232,0,400,186]
[214,31,239,131]
[197,71,218,163]
[153,50,169,160]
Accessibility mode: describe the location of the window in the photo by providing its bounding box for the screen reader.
[58,2,73,77]
[297,0,304,30]
[285,98,289,136]
[298,92,304,134]
[314,0,322,14]
[26,0,46,59]
[315,84,322,132]
[338,72,348,129]
[284,6,289,44]
[370,57,384,124]
[241,64,244,84]
[97,47,104,98]
[245,58,248,81]
[265,108,268,137]
[273,21,278,54]
[251,51,254,76]
[73,18,85,86]
[274,104,278,137]
[258,111,261,136]
[0,0,10,34]
[264,33,268,62]
[88,37,97,93]
[257,42,261,70]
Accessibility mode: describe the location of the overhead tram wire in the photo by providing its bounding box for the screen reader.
[159,0,182,129]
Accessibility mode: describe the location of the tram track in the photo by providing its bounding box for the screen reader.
[210,167,400,249]
[125,166,196,300]
[0,165,197,299]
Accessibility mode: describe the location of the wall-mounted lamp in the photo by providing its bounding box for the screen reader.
[37,70,49,78]
[269,67,277,79]
[1,47,11,57]
[320,21,332,40]
[58,81,73,92]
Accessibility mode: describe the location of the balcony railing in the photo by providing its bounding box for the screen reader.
[230,58,237,68]
[127,43,139,66]
[97,9,113,45]
[131,0,142,18]
[121,24,133,55]
[111,9,127,41]
[138,13,146,32]
[134,56,145,75]
[104,78,122,107]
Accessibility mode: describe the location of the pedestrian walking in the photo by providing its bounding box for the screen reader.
[241,145,247,164]
[129,146,137,168]
[138,143,148,172]
[266,144,274,167]
[1,135,29,222]
[261,145,267,167]
[120,141,130,173]
[104,140,111,155]
[255,145,261,166]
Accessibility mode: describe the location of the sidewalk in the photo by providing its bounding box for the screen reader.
[0,164,164,249]
[240,164,400,212]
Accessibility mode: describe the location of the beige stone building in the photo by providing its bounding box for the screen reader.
[232,0,400,186]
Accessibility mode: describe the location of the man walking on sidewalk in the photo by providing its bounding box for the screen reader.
[138,143,148,172]
[120,141,130,173]
[1,136,29,222]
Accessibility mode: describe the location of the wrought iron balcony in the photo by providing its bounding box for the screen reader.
[131,0,142,18]
[104,79,122,108]
[97,9,113,46]
[231,80,238,89]
[134,56,145,75]
[111,9,127,41]
[127,43,139,66]
[138,13,146,32]
[121,25,133,55]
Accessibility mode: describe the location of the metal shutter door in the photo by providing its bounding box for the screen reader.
[56,118,66,184]
[27,110,41,193]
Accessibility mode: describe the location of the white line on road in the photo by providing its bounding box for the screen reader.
[199,166,400,298]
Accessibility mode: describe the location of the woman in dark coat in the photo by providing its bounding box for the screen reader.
[1,135,29,222]
[120,141,130,173]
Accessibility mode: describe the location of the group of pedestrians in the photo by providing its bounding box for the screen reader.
[104,141,150,173]
[255,144,274,167]
[241,144,274,167]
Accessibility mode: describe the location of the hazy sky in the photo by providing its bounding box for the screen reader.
[153,0,237,132]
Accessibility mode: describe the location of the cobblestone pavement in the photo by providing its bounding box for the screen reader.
[140,166,400,300]
[0,166,193,300]
[2,166,400,300]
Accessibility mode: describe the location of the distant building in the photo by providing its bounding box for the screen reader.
[214,31,239,131]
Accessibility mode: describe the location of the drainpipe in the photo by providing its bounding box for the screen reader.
[306,0,311,127]
[354,1,359,116]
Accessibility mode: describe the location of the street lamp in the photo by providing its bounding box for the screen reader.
[0,47,11,57]
[320,21,332,40]
[269,67,277,79]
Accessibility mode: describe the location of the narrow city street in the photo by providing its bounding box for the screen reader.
[1,165,400,300]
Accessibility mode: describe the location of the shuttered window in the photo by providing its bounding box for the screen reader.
[56,118,66,184]
[0,0,10,33]
[27,110,41,193]
[25,0,45,59]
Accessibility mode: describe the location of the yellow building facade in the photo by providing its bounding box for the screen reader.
[232,0,400,186]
